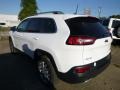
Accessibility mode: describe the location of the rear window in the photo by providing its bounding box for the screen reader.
[65,17,110,38]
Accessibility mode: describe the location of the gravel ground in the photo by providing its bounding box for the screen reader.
[0,40,120,90]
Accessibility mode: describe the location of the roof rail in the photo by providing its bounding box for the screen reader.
[37,11,64,15]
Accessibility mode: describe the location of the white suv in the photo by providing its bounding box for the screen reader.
[9,11,112,85]
[108,18,120,40]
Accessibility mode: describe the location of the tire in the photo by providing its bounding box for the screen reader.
[37,55,58,86]
[9,37,16,53]
[112,39,117,45]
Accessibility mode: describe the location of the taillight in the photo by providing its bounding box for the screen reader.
[74,66,91,73]
[66,35,96,45]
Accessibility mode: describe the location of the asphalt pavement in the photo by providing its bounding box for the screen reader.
[0,53,55,90]
[1,40,120,90]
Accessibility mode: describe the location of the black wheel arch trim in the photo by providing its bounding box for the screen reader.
[34,49,59,75]
[9,36,15,47]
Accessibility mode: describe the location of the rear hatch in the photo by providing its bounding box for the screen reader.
[65,17,112,65]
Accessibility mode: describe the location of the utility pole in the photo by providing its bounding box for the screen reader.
[74,4,79,14]
[98,7,102,18]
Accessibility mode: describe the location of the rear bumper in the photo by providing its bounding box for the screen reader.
[58,53,111,83]
[112,36,120,40]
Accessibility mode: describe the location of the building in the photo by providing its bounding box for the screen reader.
[83,8,91,15]
[0,14,19,27]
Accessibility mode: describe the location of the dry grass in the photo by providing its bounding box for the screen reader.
[0,27,10,32]
[0,36,9,41]
[0,27,10,40]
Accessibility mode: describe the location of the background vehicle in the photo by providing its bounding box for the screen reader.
[9,11,112,85]
[108,18,120,39]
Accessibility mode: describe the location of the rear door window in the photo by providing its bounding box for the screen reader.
[65,17,110,38]
[26,18,56,33]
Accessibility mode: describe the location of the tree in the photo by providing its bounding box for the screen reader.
[19,0,38,20]
[109,15,120,19]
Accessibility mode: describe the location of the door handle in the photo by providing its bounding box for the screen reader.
[33,37,39,40]
[105,40,108,42]
[15,35,22,37]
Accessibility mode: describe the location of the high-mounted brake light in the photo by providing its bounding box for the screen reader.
[66,35,96,45]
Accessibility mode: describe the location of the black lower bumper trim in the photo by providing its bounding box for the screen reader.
[57,53,111,83]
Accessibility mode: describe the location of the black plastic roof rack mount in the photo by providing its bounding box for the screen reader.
[37,11,64,15]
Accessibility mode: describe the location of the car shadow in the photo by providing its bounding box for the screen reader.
[112,40,120,47]
[0,53,56,90]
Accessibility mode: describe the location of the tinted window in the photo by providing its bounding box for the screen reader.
[17,19,29,32]
[27,18,56,33]
[65,17,110,38]
[112,20,120,28]
[0,23,6,25]
[102,19,109,27]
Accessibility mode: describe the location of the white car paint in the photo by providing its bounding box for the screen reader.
[9,14,112,73]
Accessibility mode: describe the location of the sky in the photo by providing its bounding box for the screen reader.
[0,0,119,17]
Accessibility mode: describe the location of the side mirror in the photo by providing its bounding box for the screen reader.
[10,26,16,31]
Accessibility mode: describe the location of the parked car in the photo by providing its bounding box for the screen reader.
[100,18,109,29]
[108,18,120,40]
[9,11,112,85]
